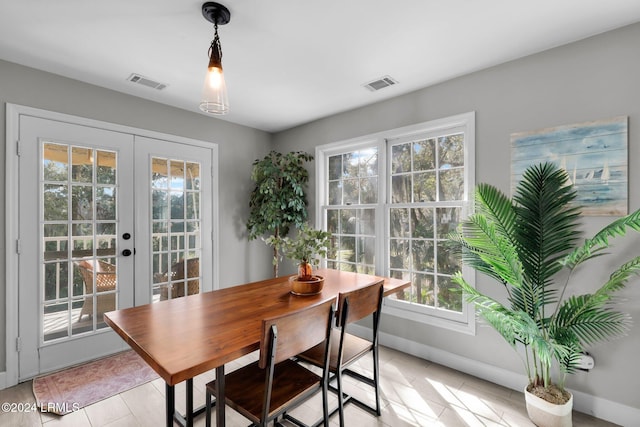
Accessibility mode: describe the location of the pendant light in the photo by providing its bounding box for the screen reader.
[199,2,231,115]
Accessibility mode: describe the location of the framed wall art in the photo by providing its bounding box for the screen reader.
[511,116,628,216]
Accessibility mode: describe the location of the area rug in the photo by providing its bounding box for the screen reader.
[32,350,159,415]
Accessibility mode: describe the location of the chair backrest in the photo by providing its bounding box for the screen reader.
[76,259,116,273]
[337,280,384,327]
[168,258,199,280]
[75,259,117,292]
[259,299,336,368]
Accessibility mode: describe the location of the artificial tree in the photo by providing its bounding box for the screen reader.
[450,162,640,424]
[247,150,314,277]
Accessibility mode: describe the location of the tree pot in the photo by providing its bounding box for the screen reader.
[524,386,573,427]
[289,275,324,296]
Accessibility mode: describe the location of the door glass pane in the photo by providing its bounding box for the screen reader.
[152,157,202,301]
[96,187,116,220]
[43,143,68,181]
[71,147,93,183]
[186,162,200,190]
[97,150,116,185]
[42,142,119,343]
[43,184,68,221]
[71,223,93,259]
[72,185,93,220]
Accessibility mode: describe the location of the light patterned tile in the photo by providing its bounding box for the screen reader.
[409,374,463,407]
[331,404,387,427]
[379,399,442,427]
[280,389,339,426]
[120,383,165,427]
[0,382,42,427]
[420,362,467,389]
[84,394,131,427]
[101,413,141,427]
[40,409,92,426]
[0,348,623,427]
[437,406,505,427]
[501,409,536,427]
[572,410,621,427]
[460,375,513,401]
[444,387,504,423]
[379,378,446,420]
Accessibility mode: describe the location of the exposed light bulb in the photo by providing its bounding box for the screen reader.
[200,65,229,114]
[209,66,225,87]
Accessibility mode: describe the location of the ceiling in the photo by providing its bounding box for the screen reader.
[2,1,640,133]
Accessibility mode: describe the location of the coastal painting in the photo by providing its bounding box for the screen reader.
[511,116,628,216]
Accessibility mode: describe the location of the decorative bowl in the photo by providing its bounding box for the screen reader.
[289,275,324,296]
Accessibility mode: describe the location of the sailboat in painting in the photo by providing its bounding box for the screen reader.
[602,159,610,184]
[560,157,573,186]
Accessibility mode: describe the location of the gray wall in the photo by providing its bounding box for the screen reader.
[273,23,640,410]
[0,59,275,372]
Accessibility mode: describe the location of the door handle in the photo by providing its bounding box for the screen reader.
[122,249,133,257]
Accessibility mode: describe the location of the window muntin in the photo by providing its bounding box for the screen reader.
[324,147,378,275]
[151,157,202,301]
[325,207,376,274]
[41,142,119,341]
[327,148,378,205]
[387,133,465,313]
[388,206,463,311]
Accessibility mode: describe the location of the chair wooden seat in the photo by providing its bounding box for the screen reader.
[205,298,336,427]
[301,329,373,371]
[219,359,321,420]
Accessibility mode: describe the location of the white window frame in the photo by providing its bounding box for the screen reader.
[316,112,476,334]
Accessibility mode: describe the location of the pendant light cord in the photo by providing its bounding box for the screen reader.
[208,22,223,64]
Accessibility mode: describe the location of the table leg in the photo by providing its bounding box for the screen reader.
[216,365,225,427]
[166,383,175,427]
[165,379,207,427]
[186,378,194,426]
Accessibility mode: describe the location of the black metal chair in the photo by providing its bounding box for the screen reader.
[296,281,385,427]
[205,298,336,427]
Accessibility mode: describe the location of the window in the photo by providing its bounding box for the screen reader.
[325,147,378,275]
[317,112,475,332]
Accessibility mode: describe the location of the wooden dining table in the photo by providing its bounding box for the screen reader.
[104,268,410,427]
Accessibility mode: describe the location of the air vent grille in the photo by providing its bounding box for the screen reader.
[363,75,398,91]
[126,73,167,90]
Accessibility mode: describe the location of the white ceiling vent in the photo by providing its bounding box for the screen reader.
[363,75,398,91]
[126,73,167,90]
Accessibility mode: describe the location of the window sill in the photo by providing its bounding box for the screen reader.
[382,300,476,335]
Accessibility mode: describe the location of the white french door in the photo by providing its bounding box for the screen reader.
[133,136,213,306]
[18,116,134,379]
[16,115,214,380]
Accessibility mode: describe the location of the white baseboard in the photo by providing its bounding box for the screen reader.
[350,324,639,427]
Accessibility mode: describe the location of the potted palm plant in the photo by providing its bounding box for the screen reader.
[265,223,332,295]
[450,162,640,427]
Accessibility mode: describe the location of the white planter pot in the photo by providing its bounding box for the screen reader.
[524,386,573,427]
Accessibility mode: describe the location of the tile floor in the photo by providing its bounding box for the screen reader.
[0,346,619,426]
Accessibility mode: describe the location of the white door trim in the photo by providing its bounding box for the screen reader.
[4,103,220,388]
